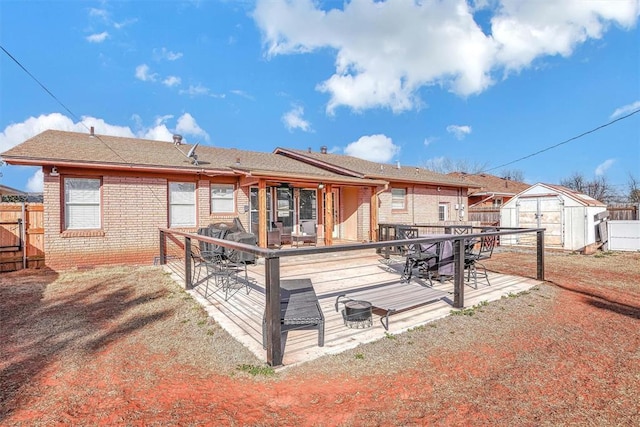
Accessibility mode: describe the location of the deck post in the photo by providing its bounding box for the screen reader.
[185,236,193,290]
[265,256,283,366]
[453,238,465,308]
[159,230,166,265]
[536,230,545,281]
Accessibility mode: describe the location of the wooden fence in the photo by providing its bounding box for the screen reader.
[468,207,500,226]
[607,203,639,221]
[0,203,44,271]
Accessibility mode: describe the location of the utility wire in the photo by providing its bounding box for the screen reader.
[1,45,165,203]
[1,45,82,125]
[483,109,640,173]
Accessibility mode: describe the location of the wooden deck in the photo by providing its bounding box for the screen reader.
[164,248,541,367]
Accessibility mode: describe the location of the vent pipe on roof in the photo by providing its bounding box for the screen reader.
[320,145,328,154]
[396,161,401,169]
[173,134,183,145]
[308,147,312,153]
[89,126,95,137]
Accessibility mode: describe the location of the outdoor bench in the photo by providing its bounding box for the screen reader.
[335,281,447,330]
[262,278,325,348]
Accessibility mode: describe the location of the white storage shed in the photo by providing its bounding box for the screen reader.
[500,183,607,251]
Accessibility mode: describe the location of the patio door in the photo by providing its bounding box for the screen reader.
[275,187,294,236]
[249,187,272,235]
[332,188,340,238]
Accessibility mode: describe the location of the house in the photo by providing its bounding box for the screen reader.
[1,129,472,270]
[0,183,27,198]
[500,183,607,251]
[448,172,530,208]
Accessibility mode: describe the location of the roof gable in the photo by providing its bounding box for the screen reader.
[275,147,471,187]
[448,172,530,195]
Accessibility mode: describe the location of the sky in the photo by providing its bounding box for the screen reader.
[0,0,639,195]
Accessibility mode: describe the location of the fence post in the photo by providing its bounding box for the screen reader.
[185,236,193,290]
[536,230,545,281]
[159,230,166,265]
[265,256,283,366]
[453,238,465,308]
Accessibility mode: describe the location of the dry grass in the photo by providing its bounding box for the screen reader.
[1,250,639,426]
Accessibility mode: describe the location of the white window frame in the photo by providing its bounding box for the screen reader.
[438,203,448,221]
[211,183,235,213]
[391,188,406,210]
[169,182,196,227]
[64,177,101,230]
[493,198,503,207]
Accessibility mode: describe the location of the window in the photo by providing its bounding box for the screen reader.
[438,203,448,221]
[493,198,503,207]
[169,182,196,227]
[65,178,101,229]
[211,184,235,213]
[391,188,406,210]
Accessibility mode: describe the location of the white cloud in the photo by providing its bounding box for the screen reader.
[446,125,472,140]
[89,8,109,19]
[254,0,640,113]
[86,31,109,43]
[179,84,211,97]
[153,47,184,61]
[163,76,182,87]
[344,134,400,163]
[595,158,615,176]
[282,105,312,132]
[135,64,158,82]
[230,89,255,100]
[423,137,438,147]
[176,113,210,141]
[610,100,640,119]
[113,18,138,30]
[26,169,44,192]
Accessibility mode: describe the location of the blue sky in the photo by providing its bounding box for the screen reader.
[1,0,639,195]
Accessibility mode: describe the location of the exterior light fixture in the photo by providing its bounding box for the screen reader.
[50,166,59,177]
[318,183,324,189]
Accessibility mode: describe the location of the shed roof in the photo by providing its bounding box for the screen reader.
[506,183,606,207]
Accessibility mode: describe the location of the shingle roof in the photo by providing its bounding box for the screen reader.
[274,147,471,187]
[1,130,382,185]
[448,172,530,195]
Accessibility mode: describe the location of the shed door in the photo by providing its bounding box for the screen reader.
[518,197,563,247]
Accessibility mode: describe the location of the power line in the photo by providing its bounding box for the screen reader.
[483,108,640,173]
[1,44,83,125]
[0,45,165,203]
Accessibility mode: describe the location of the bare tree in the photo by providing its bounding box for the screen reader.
[560,172,617,203]
[628,173,640,203]
[423,157,488,174]
[499,169,525,182]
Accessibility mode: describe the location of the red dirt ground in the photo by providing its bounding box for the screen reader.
[2,252,639,426]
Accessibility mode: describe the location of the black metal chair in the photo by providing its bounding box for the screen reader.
[464,233,497,288]
[401,242,438,285]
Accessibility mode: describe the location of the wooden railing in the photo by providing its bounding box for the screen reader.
[159,226,545,367]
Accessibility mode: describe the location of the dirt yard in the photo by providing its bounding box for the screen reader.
[1,250,639,426]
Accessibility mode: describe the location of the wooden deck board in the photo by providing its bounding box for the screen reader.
[170,250,542,367]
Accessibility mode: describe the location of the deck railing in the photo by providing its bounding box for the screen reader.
[159,226,545,367]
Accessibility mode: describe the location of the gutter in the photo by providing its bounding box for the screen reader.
[2,157,236,176]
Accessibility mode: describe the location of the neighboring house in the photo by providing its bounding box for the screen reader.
[448,172,530,208]
[500,183,607,251]
[0,184,27,198]
[1,129,472,269]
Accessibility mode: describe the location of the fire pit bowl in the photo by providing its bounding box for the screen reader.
[343,300,372,329]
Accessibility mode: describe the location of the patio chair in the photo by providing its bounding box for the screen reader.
[296,221,317,246]
[401,242,438,286]
[275,222,292,245]
[203,253,249,301]
[464,233,497,288]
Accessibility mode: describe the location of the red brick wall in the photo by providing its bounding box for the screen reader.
[43,171,249,270]
[378,184,467,224]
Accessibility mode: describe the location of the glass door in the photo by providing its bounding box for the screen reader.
[275,187,294,236]
[249,187,272,235]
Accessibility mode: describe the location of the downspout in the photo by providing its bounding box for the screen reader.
[21,201,26,269]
